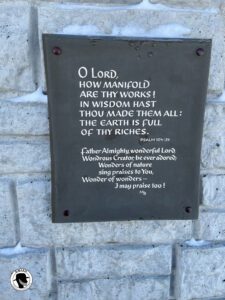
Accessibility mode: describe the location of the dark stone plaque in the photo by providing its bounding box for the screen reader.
[43,34,211,223]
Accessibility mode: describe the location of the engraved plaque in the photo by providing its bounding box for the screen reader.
[43,34,211,222]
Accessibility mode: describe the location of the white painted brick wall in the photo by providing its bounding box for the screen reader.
[0,0,224,299]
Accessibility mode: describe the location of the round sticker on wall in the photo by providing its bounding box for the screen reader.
[10,268,32,291]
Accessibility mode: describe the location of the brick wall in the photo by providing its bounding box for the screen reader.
[0,0,225,299]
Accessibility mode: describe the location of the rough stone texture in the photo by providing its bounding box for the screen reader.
[0,248,51,299]
[0,100,48,136]
[196,209,225,240]
[201,132,225,170]
[149,0,221,9]
[201,103,225,170]
[202,175,225,208]
[37,0,141,3]
[0,180,17,247]
[0,90,26,101]
[0,138,50,173]
[55,245,171,280]
[58,277,170,300]
[175,243,225,300]
[17,179,192,247]
[38,4,225,93]
[0,4,35,93]
[204,103,225,134]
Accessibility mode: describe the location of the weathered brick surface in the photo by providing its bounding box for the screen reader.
[0,4,35,93]
[0,138,50,173]
[38,4,225,93]
[17,179,192,247]
[55,245,172,280]
[175,243,225,300]
[202,175,225,208]
[58,277,170,300]
[0,247,51,299]
[0,179,17,247]
[196,209,225,240]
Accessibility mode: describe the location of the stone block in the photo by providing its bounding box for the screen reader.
[203,103,225,133]
[175,243,225,299]
[149,0,220,9]
[196,209,225,240]
[17,178,192,247]
[0,247,51,299]
[55,244,172,280]
[58,276,170,300]
[0,179,17,247]
[201,132,225,169]
[201,104,225,170]
[0,138,50,174]
[202,175,225,208]
[38,3,225,93]
[40,0,141,3]
[0,4,35,92]
[0,100,48,136]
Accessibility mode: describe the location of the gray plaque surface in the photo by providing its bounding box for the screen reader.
[43,34,211,223]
